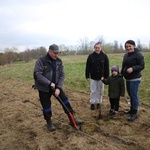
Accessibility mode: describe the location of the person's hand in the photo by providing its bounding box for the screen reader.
[126,67,133,73]
[50,83,55,89]
[101,77,104,80]
[54,88,60,97]
[120,96,125,98]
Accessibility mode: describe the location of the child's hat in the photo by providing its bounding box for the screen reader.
[111,65,119,72]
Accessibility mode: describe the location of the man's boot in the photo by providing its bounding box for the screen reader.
[68,114,83,126]
[47,119,56,131]
[128,109,138,121]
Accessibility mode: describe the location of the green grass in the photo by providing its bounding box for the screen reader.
[0,53,150,104]
[138,53,150,104]
[0,61,35,82]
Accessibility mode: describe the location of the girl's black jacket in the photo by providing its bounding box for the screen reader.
[85,51,109,80]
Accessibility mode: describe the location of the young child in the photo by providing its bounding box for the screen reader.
[101,65,125,118]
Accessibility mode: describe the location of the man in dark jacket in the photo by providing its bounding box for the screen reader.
[85,42,109,110]
[121,40,145,121]
[34,44,83,131]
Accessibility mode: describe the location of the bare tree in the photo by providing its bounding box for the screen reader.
[4,47,18,64]
[103,43,113,53]
[119,43,124,51]
[95,35,105,44]
[113,40,120,53]
[59,44,68,51]
[79,36,89,51]
[89,41,95,51]
[137,39,142,50]
[23,49,32,62]
[0,53,7,65]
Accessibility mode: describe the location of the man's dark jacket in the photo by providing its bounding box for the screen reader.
[33,53,64,92]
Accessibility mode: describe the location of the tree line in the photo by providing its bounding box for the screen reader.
[0,38,149,65]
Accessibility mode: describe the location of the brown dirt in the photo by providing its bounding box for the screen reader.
[0,77,150,150]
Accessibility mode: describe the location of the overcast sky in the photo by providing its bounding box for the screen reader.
[0,0,150,51]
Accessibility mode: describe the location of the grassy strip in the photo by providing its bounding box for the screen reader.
[0,53,150,104]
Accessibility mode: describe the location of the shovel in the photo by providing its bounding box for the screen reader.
[98,103,102,119]
[51,87,79,130]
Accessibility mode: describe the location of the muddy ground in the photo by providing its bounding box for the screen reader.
[0,77,150,150]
